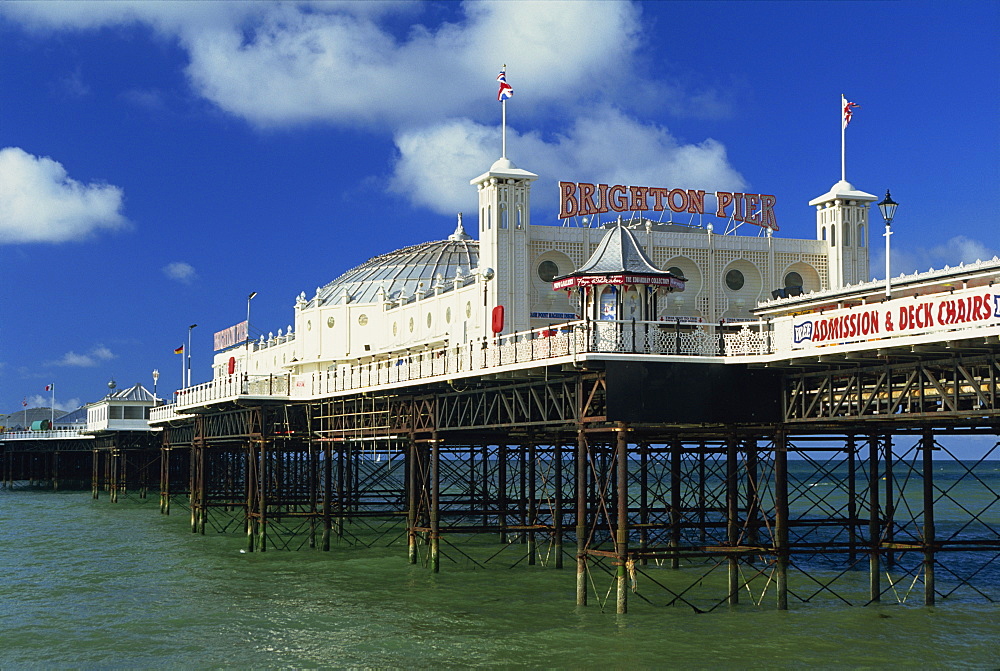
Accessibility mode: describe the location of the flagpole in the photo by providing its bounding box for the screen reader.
[841,94,846,182]
[50,384,54,427]
[502,98,507,159]
[501,64,508,159]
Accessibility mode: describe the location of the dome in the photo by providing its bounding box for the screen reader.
[314,217,478,306]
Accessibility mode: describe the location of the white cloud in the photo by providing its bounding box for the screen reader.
[163,261,197,284]
[46,346,116,368]
[0,1,713,130]
[1,2,739,215]
[391,107,747,217]
[0,147,128,244]
[27,394,82,412]
[870,235,1000,280]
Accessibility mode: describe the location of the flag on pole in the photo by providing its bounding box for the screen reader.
[174,345,184,354]
[497,67,513,101]
[842,98,859,129]
[22,398,27,407]
[45,384,52,391]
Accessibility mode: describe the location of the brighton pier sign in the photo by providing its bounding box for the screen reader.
[559,181,778,231]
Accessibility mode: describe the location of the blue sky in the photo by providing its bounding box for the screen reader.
[1,0,998,415]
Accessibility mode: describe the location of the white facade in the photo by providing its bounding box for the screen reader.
[212,157,876,383]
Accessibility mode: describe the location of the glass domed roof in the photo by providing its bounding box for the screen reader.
[314,217,479,306]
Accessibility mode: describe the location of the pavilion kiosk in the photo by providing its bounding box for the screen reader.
[552,219,686,351]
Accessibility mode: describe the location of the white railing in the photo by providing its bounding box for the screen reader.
[0,430,90,440]
[156,320,745,416]
[151,283,1000,418]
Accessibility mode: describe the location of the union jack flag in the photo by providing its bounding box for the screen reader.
[497,67,513,102]
[843,99,859,129]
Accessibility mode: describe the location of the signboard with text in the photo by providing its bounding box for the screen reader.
[214,320,248,351]
[788,286,999,350]
[559,181,779,231]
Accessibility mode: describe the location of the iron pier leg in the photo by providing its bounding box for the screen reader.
[407,433,418,564]
[323,441,332,552]
[869,434,881,603]
[430,433,440,573]
[847,436,857,563]
[775,429,789,611]
[670,437,681,569]
[884,435,895,568]
[616,423,629,615]
[528,442,537,566]
[922,429,936,606]
[308,440,317,550]
[726,433,740,606]
[498,444,508,544]
[745,439,759,552]
[639,441,649,566]
[554,442,563,569]
[576,428,588,606]
[336,441,345,539]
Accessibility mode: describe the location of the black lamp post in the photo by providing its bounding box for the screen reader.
[878,190,899,299]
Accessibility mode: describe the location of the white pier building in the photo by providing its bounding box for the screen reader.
[152,152,999,421]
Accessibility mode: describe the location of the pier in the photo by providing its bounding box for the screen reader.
[120,259,999,613]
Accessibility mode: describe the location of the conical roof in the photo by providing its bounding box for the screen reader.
[573,221,664,275]
[552,220,686,291]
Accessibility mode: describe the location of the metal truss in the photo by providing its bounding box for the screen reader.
[784,352,1000,423]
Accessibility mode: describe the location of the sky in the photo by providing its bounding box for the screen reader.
[1,0,998,417]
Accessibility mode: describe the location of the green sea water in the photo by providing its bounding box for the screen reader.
[1,483,998,668]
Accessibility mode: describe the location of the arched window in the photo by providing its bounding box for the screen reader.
[725,269,745,291]
[830,224,836,246]
[784,272,803,289]
[858,224,865,247]
[844,222,851,246]
[822,227,827,241]
[537,260,558,282]
[500,204,508,229]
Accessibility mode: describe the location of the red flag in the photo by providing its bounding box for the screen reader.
[843,99,859,129]
[497,67,513,102]
[45,384,52,391]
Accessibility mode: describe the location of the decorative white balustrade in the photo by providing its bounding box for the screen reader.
[149,291,1000,423]
[0,429,91,441]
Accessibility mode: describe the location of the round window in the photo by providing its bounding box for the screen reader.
[409,317,414,332]
[446,307,452,323]
[537,260,559,282]
[465,301,472,318]
[667,266,685,279]
[326,316,335,328]
[358,314,368,326]
[784,271,803,288]
[725,269,745,291]
[426,313,432,328]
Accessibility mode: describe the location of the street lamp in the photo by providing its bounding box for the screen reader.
[187,323,198,388]
[152,369,159,399]
[878,190,898,299]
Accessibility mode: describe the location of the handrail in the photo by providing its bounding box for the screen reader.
[158,288,1000,413]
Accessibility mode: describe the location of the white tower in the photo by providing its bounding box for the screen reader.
[809,179,877,289]
[470,157,538,335]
